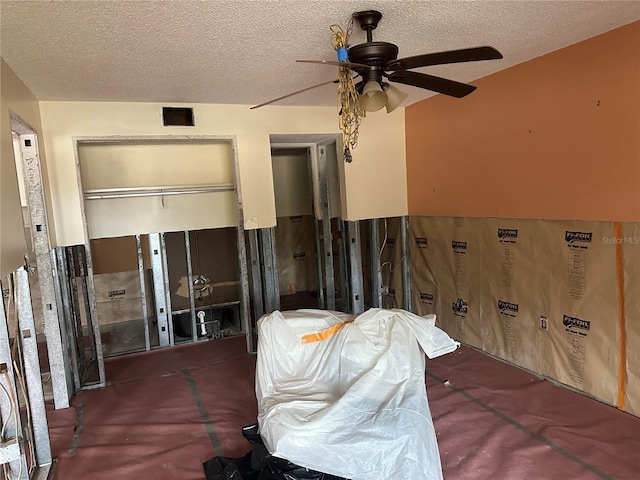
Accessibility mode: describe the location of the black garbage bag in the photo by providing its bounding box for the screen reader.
[203,424,348,480]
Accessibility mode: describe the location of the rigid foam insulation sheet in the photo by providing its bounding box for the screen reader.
[409,216,438,317]
[88,270,154,326]
[623,222,640,416]
[274,215,318,296]
[535,220,618,406]
[380,217,403,309]
[410,217,483,348]
[478,218,541,372]
[409,217,637,415]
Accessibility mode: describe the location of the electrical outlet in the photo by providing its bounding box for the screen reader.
[381,285,390,295]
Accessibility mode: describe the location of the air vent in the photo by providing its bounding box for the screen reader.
[162,107,195,126]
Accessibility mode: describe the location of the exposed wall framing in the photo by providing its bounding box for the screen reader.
[71,135,252,364]
[11,113,73,408]
[1,268,53,478]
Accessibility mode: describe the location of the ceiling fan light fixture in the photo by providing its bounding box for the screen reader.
[360,80,387,112]
[384,84,408,113]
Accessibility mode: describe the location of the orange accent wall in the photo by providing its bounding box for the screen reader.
[406,21,640,222]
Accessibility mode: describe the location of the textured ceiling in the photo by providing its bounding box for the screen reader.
[1,1,638,108]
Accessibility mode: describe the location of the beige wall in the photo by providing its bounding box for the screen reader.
[39,101,407,246]
[272,153,313,218]
[406,21,640,222]
[0,59,51,277]
[79,142,238,238]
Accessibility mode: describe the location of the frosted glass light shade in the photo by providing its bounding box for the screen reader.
[359,81,387,112]
[385,84,408,113]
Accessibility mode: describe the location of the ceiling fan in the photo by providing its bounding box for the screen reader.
[251,10,503,111]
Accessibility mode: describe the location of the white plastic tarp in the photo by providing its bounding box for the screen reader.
[256,308,459,480]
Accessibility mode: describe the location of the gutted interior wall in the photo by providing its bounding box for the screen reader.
[0,59,52,277]
[408,217,638,416]
[39,101,407,247]
[404,22,639,416]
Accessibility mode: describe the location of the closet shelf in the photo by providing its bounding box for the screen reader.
[84,183,235,200]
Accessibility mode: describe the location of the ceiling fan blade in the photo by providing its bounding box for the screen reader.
[297,59,371,69]
[387,71,476,98]
[250,79,339,109]
[388,46,502,70]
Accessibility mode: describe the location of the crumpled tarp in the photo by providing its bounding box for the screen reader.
[256,308,459,480]
[203,424,347,480]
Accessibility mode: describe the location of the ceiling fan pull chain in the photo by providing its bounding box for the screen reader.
[330,23,363,162]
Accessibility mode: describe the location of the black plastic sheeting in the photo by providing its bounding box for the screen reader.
[203,424,348,480]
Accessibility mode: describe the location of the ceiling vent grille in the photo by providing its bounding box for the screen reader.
[162,107,195,126]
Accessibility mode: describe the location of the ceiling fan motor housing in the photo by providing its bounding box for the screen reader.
[348,42,399,67]
[349,42,398,84]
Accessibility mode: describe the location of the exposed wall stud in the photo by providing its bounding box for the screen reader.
[184,231,198,343]
[337,220,349,311]
[14,125,71,408]
[317,145,335,310]
[247,229,265,324]
[53,248,81,390]
[16,269,52,466]
[0,278,29,477]
[50,249,75,399]
[160,233,174,346]
[65,247,89,384]
[135,235,151,351]
[76,247,97,363]
[149,234,170,347]
[260,228,280,313]
[312,216,325,310]
[369,218,383,308]
[401,215,412,312]
[227,136,253,354]
[235,221,253,353]
[347,221,365,314]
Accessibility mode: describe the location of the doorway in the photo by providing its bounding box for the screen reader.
[271,148,319,310]
[270,136,348,312]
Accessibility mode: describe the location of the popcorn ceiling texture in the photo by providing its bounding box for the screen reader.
[1,0,638,106]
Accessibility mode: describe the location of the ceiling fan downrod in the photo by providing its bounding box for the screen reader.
[353,10,383,43]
